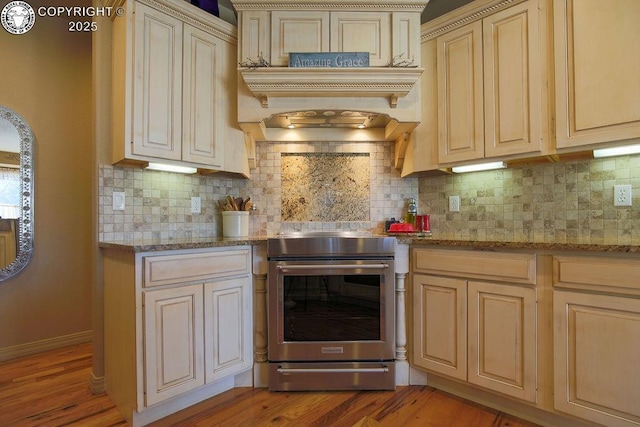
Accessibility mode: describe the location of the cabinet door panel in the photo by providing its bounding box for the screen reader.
[271,11,330,66]
[413,274,467,380]
[144,284,204,406]
[554,290,640,426]
[240,11,269,62]
[132,3,182,160]
[555,0,640,148]
[204,277,252,382]
[182,24,224,168]
[437,21,484,164]
[468,281,536,402]
[483,1,542,157]
[331,12,390,66]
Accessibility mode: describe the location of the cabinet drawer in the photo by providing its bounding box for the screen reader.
[553,255,640,295]
[144,249,250,288]
[413,248,536,285]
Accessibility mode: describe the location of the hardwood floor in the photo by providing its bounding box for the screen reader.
[0,342,539,427]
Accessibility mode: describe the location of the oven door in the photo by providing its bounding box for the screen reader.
[268,259,395,363]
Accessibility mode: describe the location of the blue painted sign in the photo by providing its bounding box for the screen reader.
[289,52,370,68]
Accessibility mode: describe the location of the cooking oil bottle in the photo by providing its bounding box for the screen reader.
[405,197,417,228]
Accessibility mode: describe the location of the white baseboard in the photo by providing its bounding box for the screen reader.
[0,330,92,362]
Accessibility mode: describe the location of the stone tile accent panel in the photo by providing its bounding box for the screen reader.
[281,153,370,222]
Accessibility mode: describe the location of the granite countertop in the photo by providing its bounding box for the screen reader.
[99,235,640,254]
[401,236,640,254]
[99,236,263,252]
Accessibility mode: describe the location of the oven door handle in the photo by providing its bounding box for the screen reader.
[277,366,390,374]
[277,263,388,272]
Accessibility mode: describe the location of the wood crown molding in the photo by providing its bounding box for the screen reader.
[232,0,428,12]
[135,0,238,43]
[421,0,526,40]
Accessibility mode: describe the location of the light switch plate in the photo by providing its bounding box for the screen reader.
[113,192,125,211]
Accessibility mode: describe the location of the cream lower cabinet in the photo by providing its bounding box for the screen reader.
[553,255,640,427]
[412,248,537,403]
[104,246,253,426]
[144,284,205,406]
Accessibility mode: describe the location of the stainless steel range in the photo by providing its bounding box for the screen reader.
[267,232,396,391]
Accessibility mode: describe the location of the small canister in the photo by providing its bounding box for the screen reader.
[416,214,430,232]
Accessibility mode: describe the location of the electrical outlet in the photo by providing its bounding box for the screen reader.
[449,195,460,212]
[614,185,632,207]
[191,196,201,214]
[112,192,125,211]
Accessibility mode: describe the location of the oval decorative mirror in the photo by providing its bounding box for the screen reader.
[0,106,34,281]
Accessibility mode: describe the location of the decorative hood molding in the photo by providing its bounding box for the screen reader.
[231,0,429,145]
[241,67,424,108]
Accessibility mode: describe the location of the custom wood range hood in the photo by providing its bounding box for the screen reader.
[230,0,429,146]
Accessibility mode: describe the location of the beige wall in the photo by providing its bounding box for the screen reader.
[0,3,93,354]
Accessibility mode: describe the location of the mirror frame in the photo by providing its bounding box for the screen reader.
[0,106,34,281]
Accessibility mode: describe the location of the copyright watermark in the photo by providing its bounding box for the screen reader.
[1,1,35,34]
[1,1,125,34]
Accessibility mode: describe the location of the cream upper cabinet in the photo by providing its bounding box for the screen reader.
[399,38,438,176]
[112,0,248,174]
[553,255,640,427]
[554,0,640,149]
[436,0,545,165]
[412,247,538,403]
[238,7,420,67]
[330,12,391,66]
[181,24,225,167]
[129,2,183,162]
[271,11,330,65]
[437,20,484,163]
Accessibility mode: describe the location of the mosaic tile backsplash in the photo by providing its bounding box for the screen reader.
[419,155,640,244]
[99,147,639,245]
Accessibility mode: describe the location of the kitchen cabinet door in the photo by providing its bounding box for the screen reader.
[433,0,547,166]
[204,276,253,383]
[412,274,467,381]
[182,24,224,168]
[554,290,640,427]
[330,12,391,66]
[270,11,330,66]
[131,2,183,161]
[437,20,484,164]
[144,284,205,406]
[468,281,537,402]
[554,0,640,149]
[483,1,542,158]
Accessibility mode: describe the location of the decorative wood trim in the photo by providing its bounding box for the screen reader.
[421,0,524,41]
[232,0,428,12]
[137,0,237,44]
[240,67,424,107]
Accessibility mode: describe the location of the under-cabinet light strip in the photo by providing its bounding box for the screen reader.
[145,163,198,174]
[593,144,640,158]
[451,161,506,174]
